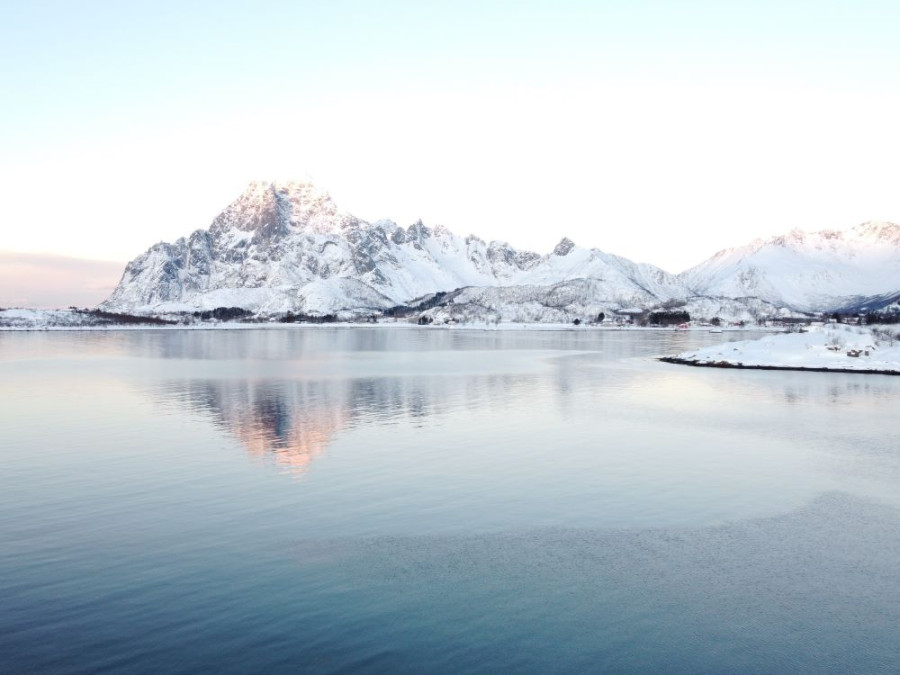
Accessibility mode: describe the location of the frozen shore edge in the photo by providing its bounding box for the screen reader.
[658,356,900,376]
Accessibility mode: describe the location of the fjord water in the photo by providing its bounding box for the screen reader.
[2,328,899,674]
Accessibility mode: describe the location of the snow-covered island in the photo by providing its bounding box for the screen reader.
[662,325,900,375]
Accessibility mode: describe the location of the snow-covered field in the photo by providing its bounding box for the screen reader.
[0,309,101,329]
[665,324,900,374]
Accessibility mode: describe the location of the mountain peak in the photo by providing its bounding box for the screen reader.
[209,180,357,237]
[552,237,576,256]
[851,221,900,243]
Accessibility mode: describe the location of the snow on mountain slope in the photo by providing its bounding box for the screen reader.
[682,222,900,312]
[102,181,687,315]
[102,181,900,319]
[520,237,688,301]
[410,282,795,325]
[419,278,672,324]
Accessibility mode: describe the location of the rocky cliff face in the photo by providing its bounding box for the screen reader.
[102,181,689,315]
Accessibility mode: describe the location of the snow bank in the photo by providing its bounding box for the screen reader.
[664,325,900,374]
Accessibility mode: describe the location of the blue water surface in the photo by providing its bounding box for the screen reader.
[1,327,899,673]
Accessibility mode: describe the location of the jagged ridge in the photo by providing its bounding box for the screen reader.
[102,180,689,316]
[102,181,900,318]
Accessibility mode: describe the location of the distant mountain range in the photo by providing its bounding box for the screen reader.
[681,223,900,313]
[101,181,900,321]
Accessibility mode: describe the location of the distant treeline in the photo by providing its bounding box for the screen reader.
[863,312,900,325]
[60,305,899,328]
[76,309,176,325]
[383,291,453,318]
[191,307,252,321]
[278,312,339,323]
[647,310,690,326]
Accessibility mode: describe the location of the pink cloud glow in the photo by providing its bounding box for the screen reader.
[0,252,124,308]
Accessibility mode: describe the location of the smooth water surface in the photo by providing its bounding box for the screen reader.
[2,327,900,673]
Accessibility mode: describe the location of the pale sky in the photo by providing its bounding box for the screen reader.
[3,1,900,306]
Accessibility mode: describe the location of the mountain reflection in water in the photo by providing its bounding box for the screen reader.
[171,379,346,472]
[119,326,899,475]
[152,368,545,473]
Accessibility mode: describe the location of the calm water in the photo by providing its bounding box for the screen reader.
[2,327,900,673]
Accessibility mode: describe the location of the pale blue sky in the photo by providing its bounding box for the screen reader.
[6,0,898,146]
[3,0,900,300]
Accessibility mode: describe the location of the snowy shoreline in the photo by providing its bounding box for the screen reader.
[662,325,900,375]
[660,357,900,376]
[0,307,765,333]
[0,320,755,333]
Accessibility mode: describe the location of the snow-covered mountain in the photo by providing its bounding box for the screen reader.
[101,181,900,320]
[102,180,689,315]
[682,222,900,312]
